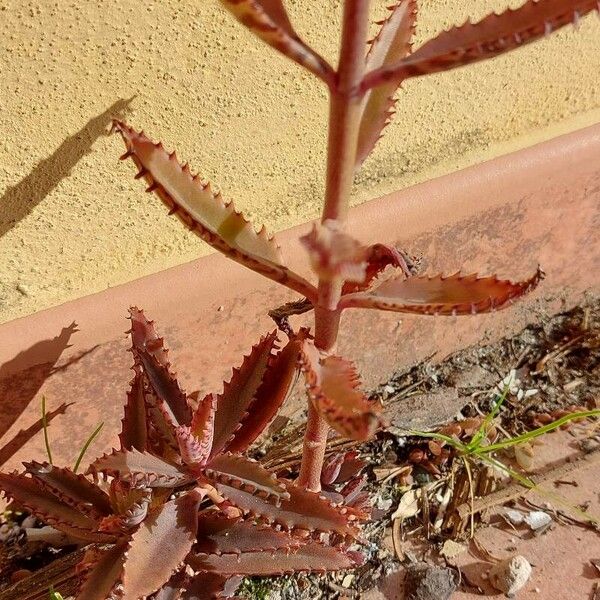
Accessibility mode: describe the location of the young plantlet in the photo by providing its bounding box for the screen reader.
[114,0,595,493]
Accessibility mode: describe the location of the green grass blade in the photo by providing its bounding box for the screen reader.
[41,396,53,466]
[479,410,600,454]
[466,383,510,452]
[73,422,104,473]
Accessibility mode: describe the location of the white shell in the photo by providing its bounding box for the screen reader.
[524,510,552,530]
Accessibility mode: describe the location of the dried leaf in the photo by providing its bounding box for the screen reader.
[114,122,316,300]
[89,449,190,488]
[211,332,278,457]
[188,541,362,575]
[219,0,333,83]
[121,489,203,600]
[340,268,544,315]
[392,488,421,521]
[77,541,128,600]
[357,0,417,166]
[363,0,599,87]
[515,442,535,472]
[300,340,383,441]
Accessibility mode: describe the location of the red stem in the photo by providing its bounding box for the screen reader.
[298,0,370,492]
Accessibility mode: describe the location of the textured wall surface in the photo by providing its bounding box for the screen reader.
[1,0,599,324]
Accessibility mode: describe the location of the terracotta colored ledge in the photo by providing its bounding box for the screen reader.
[0,123,599,470]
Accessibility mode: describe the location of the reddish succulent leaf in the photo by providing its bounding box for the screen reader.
[300,223,368,292]
[109,480,152,528]
[129,307,170,368]
[342,243,411,294]
[151,570,188,600]
[210,332,278,458]
[219,0,334,84]
[340,267,544,315]
[139,349,192,428]
[23,461,112,519]
[120,371,148,452]
[212,477,357,536]
[224,335,303,454]
[190,393,217,462]
[300,341,384,441]
[195,512,300,555]
[89,448,190,488]
[177,425,211,467]
[356,0,417,166]
[183,573,242,600]
[205,454,289,503]
[114,122,317,301]
[0,473,114,543]
[188,542,363,575]
[363,0,599,88]
[77,541,128,600]
[121,489,204,600]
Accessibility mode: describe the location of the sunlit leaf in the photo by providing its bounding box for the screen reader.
[114,122,317,300]
[363,0,599,88]
[340,268,544,315]
[356,0,417,166]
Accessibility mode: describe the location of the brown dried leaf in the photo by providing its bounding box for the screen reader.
[300,340,384,441]
[188,541,362,575]
[114,123,316,300]
[121,489,203,600]
[219,0,334,83]
[88,449,190,488]
[356,0,417,166]
[340,268,544,315]
[364,0,598,87]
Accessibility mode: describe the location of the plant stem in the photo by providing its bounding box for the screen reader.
[298,0,370,492]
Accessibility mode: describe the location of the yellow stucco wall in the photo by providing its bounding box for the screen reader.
[1,1,599,324]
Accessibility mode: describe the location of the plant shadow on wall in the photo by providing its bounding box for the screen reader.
[0,98,133,238]
[0,1,598,599]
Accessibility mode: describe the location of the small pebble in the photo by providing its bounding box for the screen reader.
[489,555,532,597]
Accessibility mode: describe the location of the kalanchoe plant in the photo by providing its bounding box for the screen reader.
[111,0,596,493]
[0,309,363,599]
[1,0,596,598]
